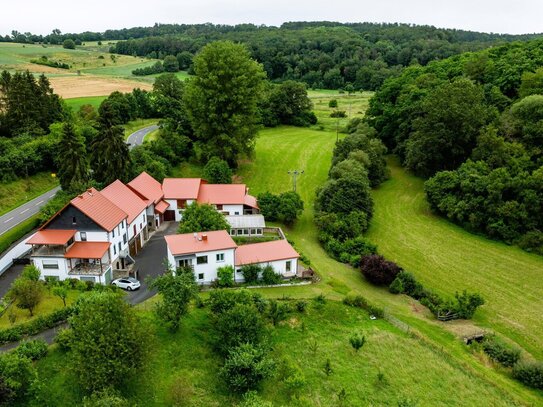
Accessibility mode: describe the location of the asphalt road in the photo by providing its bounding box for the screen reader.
[127,124,159,149]
[0,124,158,238]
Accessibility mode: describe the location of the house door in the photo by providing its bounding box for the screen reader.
[129,240,136,257]
[164,210,175,221]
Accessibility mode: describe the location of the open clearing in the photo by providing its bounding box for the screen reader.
[49,75,151,98]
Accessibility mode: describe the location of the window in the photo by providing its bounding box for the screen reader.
[243,229,249,235]
[80,276,95,283]
[230,229,236,236]
[112,228,115,238]
[72,216,77,225]
[216,253,224,262]
[198,273,204,280]
[250,229,256,235]
[196,256,208,265]
[118,242,121,252]
[113,245,117,255]
[234,211,240,215]
[286,261,292,272]
[257,229,262,235]
[123,234,127,244]
[80,232,87,241]
[133,225,137,236]
[178,259,193,268]
[216,204,223,210]
[42,260,59,269]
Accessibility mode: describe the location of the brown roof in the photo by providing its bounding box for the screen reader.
[165,230,237,256]
[101,180,147,224]
[154,200,170,214]
[70,188,127,232]
[64,241,111,259]
[27,230,76,245]
[235,240,299,266]
[197,184,254,205]
[162,178,203,200]
[128,171,164,205]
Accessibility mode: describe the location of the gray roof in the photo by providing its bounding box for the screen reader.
[225,215,266,229]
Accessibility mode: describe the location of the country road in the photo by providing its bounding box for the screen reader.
[0,124,159,238]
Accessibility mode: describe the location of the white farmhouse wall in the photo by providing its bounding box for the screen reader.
[32,256,70,280]
[235,258,298,282]
[222,205,244,215]
[173,248,235,284]
[128,211,147,241]
[0,234,33,275]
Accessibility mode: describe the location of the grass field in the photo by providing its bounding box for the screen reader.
[309,90,372,132]
[32,301,521,406]
[0,172,58,216]
[366,158,543,359]
[63,95,106,111]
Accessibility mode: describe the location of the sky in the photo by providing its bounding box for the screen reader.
[1,0,542,36]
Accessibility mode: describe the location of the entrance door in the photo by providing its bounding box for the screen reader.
[164,210,175,221]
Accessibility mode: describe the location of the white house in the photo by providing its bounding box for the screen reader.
[162,178,203,221]
[102,179,149,257]
[164,231,300,285]
[28,188,130,284]
[165,230,237,284]
[127,172,170,230]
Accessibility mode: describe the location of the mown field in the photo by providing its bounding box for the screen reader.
[33,300,519,406]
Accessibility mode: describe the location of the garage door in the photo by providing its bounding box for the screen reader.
[164,210,175,221]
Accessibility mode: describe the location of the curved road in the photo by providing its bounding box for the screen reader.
[0,124,159,237]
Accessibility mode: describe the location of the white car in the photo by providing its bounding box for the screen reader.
[112,277,141,291]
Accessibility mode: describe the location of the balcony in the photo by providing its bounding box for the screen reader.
[31,245,66,257]
[69,262,111,276]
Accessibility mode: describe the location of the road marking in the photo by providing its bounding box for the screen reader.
[20,208,29,214]
[3,217,14,223]
[35,200,44,206]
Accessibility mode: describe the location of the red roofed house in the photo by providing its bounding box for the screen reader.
[128,172,170,230]
[27,188,130,284]
[165,231,299,284]
[162,178,205,222]
[102,180,148,256]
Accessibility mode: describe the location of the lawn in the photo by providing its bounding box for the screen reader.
[33,300,520,406]
[366,158,543,359]
[64,95,106,111]
[0,172,58,216]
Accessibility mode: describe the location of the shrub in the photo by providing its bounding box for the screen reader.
[454,290,485,319]
[262,266,282,285]
[388,277,404,294]
[14,339,48,360]
[360,254,402,286]
[63,39,76,49]
[0,352,36,404]
[349,332,366,352]
[21,265,41,281]
[82,388,130,406]
[203,157,232,184]
[482,336,521,367]
[390,272,425,298]
[512,361,543,389]
[267,300,289,326]
[217,265,235,288]
[221,343,275,393]
[282,361,306,393]
[295,300,307,313]
[241,264,261,284]
[330,110,347,118]
[239,391,273,407]
[517,231,543,254]
[323,358,333,376]
[54,328,73,351]
[313,294,326,307]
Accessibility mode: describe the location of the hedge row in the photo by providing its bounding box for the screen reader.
[0,306,73,345]
[0,215,40,255]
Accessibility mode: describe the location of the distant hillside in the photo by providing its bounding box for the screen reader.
[3,22,542,90]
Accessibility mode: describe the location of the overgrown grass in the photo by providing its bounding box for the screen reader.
[32,301,521,406]
[0,172,58,216]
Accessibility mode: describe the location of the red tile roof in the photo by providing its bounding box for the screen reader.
[235,240,299,266]
[154,200,170,214]
[165,230,237,256]
[244,194,259,209]
[101,180,147,225]
[27,230,76,246]
[128,172,164,205]
[70,188,127,232]
[162,178,203,200]
[197,184,255,206]
[64,241,111,259]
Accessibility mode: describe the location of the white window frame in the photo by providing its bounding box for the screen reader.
[216,253,225,262]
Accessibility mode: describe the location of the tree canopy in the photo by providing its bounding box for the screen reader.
[178,202,230,234]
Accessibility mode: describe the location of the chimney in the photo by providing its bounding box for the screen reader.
[202,234,208,241]
[193,232,198,240]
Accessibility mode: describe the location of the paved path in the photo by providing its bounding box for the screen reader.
[126,124,159,149]
[0,222,178,352]
[0,124,158,239]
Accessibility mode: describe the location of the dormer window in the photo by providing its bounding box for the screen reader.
[72,216,77,225]
[80,232,87,241]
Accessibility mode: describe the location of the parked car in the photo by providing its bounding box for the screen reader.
[112,277,141,291]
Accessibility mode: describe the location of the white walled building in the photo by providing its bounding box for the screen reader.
[165,231,300,285]
[128,172,170,230]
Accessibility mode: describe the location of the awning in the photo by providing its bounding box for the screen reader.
[65,242,110,259]
[27,230,76,246]
[154,200,170,214]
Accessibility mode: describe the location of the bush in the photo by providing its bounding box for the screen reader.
[267,300,289,326]
[0,352,36,404]
[217,265,235,288]
[295,300,307,313]
[54,328,73,351]
[482,336,521,367]
[512,361,543,389]
[221,343,275,393]
[349,332,366,352]
[262,265,282,285]
[62,39,76,49]
[360,254,402,286]
[330,110,347,118]
[517,230,543,254]
[0,306,73,345]
[454,290,485,319]
[241,264,261,284]
[14,339,48,360]
[343,294,368,309]
[21,264,41,281]
[82,388,130,407]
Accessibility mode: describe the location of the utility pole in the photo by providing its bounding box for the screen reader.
[288,170,304,192]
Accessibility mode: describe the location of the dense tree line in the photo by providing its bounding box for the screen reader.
[314,120,388,266]
[366,39,543,251]
[108,23,541,91]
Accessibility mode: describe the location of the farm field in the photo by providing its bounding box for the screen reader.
[63,95,106,111]
[32,300,520,406]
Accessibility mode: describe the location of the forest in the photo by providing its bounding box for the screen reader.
[366,38,543,252]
